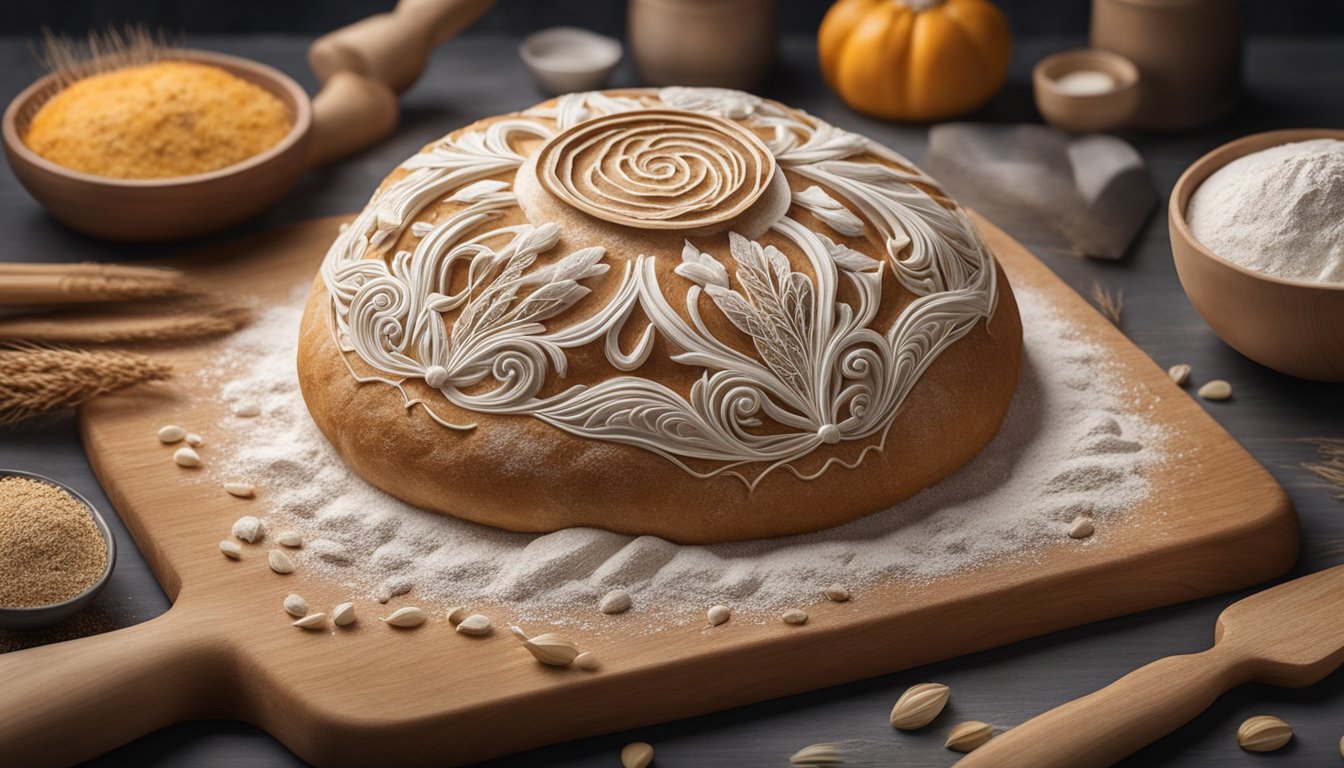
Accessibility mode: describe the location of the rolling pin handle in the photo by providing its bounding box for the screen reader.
[305,72,400,171]
[304,0,496,168]
[954,645,1252,768]
[309,0,495,92]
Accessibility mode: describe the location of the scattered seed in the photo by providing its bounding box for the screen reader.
[620,741,654,768]
[157,424,186,443]
[1237,715,1292,752]
[232,515,264,543]
[1198,379,1232,401]
[599,588,633,615]
[293,613,328,630]
[219,540,242,559]
[277,531,303,548]
[233,401,261,417]
[575,651,599,671]
[172,446,201,467]
[377,579,412,604]
[946,721,994,752]
[456,614,493,636]
[707,605,731,627]
[224,482,255,499]
[782,608,808,625]
[704,607,736,632]
[446,606,469,625]
[267,549,295,574]
[1068,517,1095,540]
[510,625,579,666]
[824,584,851,602]
[185,432,204,447]
[890,682,950,730]
[283,593,309,617]
[791,742,846,766]
[381,606,426,628]
[332,602,357,627]
[1167,363,1191,387]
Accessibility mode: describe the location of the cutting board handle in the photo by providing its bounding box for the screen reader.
[304,0,497,169]
[954,645,1252,768]
[0,606,225,768]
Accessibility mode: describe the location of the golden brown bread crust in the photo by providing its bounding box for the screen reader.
[297,272,1020,544]
[297,91,1023,544]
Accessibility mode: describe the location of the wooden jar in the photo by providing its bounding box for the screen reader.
[628,0,775,89]
[1091,0,1242,131]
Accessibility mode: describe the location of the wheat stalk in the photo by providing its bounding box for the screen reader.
[1090,281,1124,326]
[1304,437,1344,501]
[38,25,175,89]
[0,344,171,426]
[0,305,251,344]
[0,263,187,306]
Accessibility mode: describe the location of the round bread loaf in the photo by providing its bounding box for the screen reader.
[298,88,1021,544]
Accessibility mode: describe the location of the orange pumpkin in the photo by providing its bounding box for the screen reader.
[818,0,1013,122]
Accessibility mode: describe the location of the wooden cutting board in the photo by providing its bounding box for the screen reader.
[0,214,1297,767]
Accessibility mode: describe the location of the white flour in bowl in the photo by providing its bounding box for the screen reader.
[206,285,1165,624]
[1187,138,1344,284]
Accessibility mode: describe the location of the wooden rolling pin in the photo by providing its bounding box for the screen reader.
[955,564,1344,768]
[305,0,496,168]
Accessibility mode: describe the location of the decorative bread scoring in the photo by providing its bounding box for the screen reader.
[536,109,777,230]
[299,87,1022,542]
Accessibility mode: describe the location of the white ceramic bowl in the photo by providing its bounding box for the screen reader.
[519,27,622,96]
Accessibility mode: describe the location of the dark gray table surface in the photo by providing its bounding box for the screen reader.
[2,32,1343,768]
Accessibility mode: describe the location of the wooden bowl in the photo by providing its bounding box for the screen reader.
[1170,128,1344,382]
[2,49,313,243]
[1033,48,1140,134]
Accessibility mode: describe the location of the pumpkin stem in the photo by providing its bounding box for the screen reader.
[898,0,948,11]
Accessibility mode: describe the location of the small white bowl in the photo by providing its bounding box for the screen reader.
[519,27,622,96]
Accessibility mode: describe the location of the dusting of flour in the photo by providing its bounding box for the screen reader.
[208,286,1164,624]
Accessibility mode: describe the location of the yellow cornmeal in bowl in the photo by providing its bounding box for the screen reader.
[24,60,292,179]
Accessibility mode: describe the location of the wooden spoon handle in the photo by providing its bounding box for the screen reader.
[0,608,224,768]
[304,0,495,168]
[955,647,1249,768]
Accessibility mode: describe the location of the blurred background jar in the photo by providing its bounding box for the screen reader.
[628,0,775,89]
[1091,0,1243,131]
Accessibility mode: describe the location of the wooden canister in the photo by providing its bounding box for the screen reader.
[628,0,775,89]
[1091,0,1242,131]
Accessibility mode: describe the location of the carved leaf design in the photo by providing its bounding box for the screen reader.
[673,240,730,288]
[322,87,1000,487]
[821,234,881,274]
[792,185,865,237]
[515,247,608,322]
[659,86,772,120]
[526,91,651,130]
[448,179,511,203]
[451,223,572,346]
[371,119,550,247]
[698,233,815,399]
[770,122,869,166]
